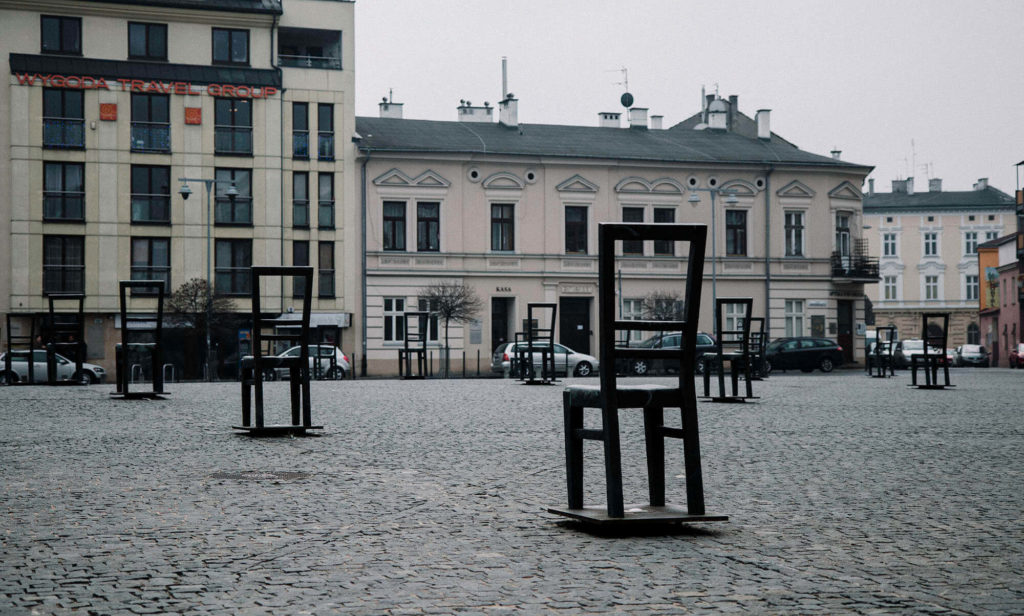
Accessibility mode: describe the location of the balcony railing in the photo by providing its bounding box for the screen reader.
[279,54,342,70]
[319,270,335,298]
[293,131,309,159]
[215,268,251,296]
[131,123,171,153]
[130,267,171,293]
[43,118,85,149]
[831,251,879,281]
[43,192,84,221]
[317,132,334,161]
[43,266,84,294]
[214,127,252,155]
[131,196,171,223]
[318,201,334,229]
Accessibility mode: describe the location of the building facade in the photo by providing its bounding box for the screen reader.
[356,94,875,375]
[0,0,357,379]
[977,233,1021,365]
[863,177,1016,347]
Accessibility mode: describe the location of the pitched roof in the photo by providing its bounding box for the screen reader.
[863,186,1014,212]
[355,116,871,170]
[77,0,282,14]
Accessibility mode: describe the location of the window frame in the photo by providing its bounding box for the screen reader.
[292,102,309,159]
[784,299,804,338]
[382,201,406,251]
[317,103,335,161]
[128,22,167,61]
[924,274,939,300]
[923,231,939,257]
[214,168,252,226]
[292,240,310,298]
[725,209,747,256]
[653,207,675,255]
[490,203,515,252]
[214,238,252,296]
[214,98,253,156]
[964,231,978,255]
[212,27,249,66]
[784,211,804,257]
[318,173,335,229]
[417,298,440,342]
[41,15,81,55]
[564,205,588,255]
[383,297,406,342]
[42,89,85,150]
[318,241,335,298]
[130,165,171,224]
[130,93,171,153]
[42,235,85,295]
[292,171,309,228]
[965,274,979,301]
[43,161,85,222]
[130,237,171,293]
[883,275,898,300]
[417,201,441,252]
[621,206,644,255]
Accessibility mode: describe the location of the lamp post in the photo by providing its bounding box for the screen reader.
[178,177,239,381]
[688,187,739,335]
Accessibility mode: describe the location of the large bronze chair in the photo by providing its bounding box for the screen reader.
[112,280,167,398]
[910,313,953,389]
[701,297,756,402]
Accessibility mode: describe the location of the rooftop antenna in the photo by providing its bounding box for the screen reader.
[501,56,508,99]
[607,66,633,108]
[911,138,917,179]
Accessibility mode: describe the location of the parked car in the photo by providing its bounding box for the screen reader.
[953,344,990,367]
[260,345,350,380]
[1009,343,1024,368]
[617,331,717,375]
[0,350,106,384]
[764,337,844,373]
[894,339,953,369]
[490,342,598,377]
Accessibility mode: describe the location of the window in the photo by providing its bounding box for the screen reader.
[966,274,979,301]
[653,208,674,255]
[622,207,644,254]
[784,211,804,257]
[925,275,939,300]
[418,202,440,252]
[986,230,999,242]
[214,98,252,155]
[214,239,251,295]
[967,322,980,345]
[383,201,406,251]
[835,213,851,260]
[724,302,747,341]
[964,231,978,255]
[886,216,893,223]
[43,162,84,221]
[383,297,405,342]
[130,165,170,224]
[212,28,249,65]
[621,298,643,343]
[213,169,252,225]
[784,300,804,337]
[883,233,897,257]
[883,275,897,300]
[317,104,334,161]
[725,210,747,256]
[317,174,334,229]
[43,235,84,294]
[417,298,440,342]
[292,103,309,159]
[43,89,84,149]
[128,22,167,60]
[130,238,170,292]
[41,16,81,55]
[319,242,335,298]
[131,93,170,152]
[491,203,514,251]
[564,206,587,254]
[292,241,309,298]
[923,232,938,257]
[291,172,309,228]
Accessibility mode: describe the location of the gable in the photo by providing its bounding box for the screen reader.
[372,168,451,188]
[718,179,758,197]
[482,172,525,189]
[615,177,653,193]
[556,174,599,193]
[373,168,414,187]
[829,181,863,200]
[776,180,816,198]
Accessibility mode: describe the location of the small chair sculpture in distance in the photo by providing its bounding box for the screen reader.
[549,222,728,527]
[42,294,87,386]
[112,279,168,399]
[747,316,767,380]
[399,311,430,379]
[910,313,954,389]
[3,312,40,385]
[517,302,558,384]
[870,326,897,378]
[701,297,757,402]
[237,266,322,436]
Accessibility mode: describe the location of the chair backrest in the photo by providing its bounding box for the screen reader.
[526,301,556,349]
[403,311,430,351]
[251,266,313,365]
[598,222,707,400]
[714,297,753,357]
[119,280,166,341]
[921,313,949,357]
[875,326,897,357]
[747,316,765,355]
[44,293,85,345]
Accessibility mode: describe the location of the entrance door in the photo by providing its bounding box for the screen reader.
[491,297,513,351]
[559,297,591,355]
[837,300,854,363]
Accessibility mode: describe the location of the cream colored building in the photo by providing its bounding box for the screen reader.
[0,0,357,379]
[356,94,875,375]
[863,177,1016,346]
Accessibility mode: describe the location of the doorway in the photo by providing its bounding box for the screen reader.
[559,297,591,355]
[491,297,514,352]
[837,300,854,363]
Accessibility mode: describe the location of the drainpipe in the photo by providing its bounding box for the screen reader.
[360,149,370,376]
[272,13,286,311]
[764,166,774,336]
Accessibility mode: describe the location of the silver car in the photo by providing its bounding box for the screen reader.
[490,342,598,377]
[0,350,106,384]
[260,345,350,380]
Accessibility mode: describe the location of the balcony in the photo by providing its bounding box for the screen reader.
[214,126,252,155]
[278,27,342,71]
[43,118,85,149]
[131,123,171,153]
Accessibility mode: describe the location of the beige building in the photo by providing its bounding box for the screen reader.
[863,177,1016,346]
[356,94,875,375]
[0,0,357,379]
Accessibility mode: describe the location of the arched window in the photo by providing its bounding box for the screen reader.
[967,322,980,345]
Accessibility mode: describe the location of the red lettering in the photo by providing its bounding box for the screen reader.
[222,85,237,97]
[131,80,145,92]
[15,73,36,85]
[117,79,132,91]
[188,83,200,96]
[95,78,110,90]
[174,82,187,95]
[207,84,221,96]
[264,87,278,98]
[65,76,80,88]
[236,86,251,98]
[39,74,53,86]
[52,76,65,87]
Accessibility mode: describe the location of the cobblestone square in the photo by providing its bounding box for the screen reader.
[1,369,1022,614]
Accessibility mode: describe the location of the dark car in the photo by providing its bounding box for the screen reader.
[1009,343,1024,368]
[764,337,844,373]
[618,331,716,376]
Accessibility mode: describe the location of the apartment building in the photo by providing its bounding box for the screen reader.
[356,93,875,375]
[977,233,1021,365]
[863,177,1016,346]
[0,0,357,379]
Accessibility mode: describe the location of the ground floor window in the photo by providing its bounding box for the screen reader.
[621,298,644,343]
[384,297,405,342]
[784,299,804,337]
[417,298,440,341]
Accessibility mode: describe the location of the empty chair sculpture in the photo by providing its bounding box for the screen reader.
[515,302,558,384]
[42,294,87,385]
[870,326,898,378]
[747,316,767,380]
[549,222,728,526]
[910,313,953,389]
[112,280,168,399]
[237,266,321,435]
[399,311,430,379]
[701,298,757,402]
[3,313,41,385]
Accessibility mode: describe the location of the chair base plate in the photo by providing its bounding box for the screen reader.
[909,384,954,390]
[547,503,728,526]
[701,396,758,403]
[232,424,323,436]
[110,391,168,399]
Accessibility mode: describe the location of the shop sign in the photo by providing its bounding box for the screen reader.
[99,103,117,120]
[184,107,202,125]
[14,72,278,99]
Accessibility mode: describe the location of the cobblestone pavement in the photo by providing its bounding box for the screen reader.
[1,368,1022,615]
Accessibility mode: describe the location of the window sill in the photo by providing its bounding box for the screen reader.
[43,145,85,151]
[130,220,172,226]
[214,151,254,158]
[43,218,85,224]
[214,222,254,228]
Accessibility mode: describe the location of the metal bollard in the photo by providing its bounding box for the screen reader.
[130,364,143,383]
[162,363,176,383]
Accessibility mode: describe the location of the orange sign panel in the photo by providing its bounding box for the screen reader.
[99,103,117,121]
[185,107,202,125]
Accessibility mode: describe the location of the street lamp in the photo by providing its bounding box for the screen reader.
[688,186,739,335]
[178,177,239,381]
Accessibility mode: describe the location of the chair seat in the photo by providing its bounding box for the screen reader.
[240,355,304,370]
[565,383,680,408]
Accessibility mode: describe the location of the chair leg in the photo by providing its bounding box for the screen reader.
[301,365,312,426]
[241,366,252,427]
[744,358,753,398]
[254,368,265,429]
[717,358,727,398]
[563,392,584,510]
[643,406,665,507]
[289,365,301,426]
[702,358,711,397]
[730,360,740,396]
[678,401,706,516]
[600,404,625,518]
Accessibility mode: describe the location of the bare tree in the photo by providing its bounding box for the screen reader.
[166,278,237,335]
[418,281,484,376]
[641,290,684,322]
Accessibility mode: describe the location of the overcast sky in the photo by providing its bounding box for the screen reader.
[354,0,1024,195]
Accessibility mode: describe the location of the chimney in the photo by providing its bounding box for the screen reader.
[868,178,875,196]
[707,98,728,130]
[379,100,403,119]
[703,94,714,122]
[457,100,493,123]
[628,107,648,129]
[906,176,914,195]
[831,149,842,160]
[498,94,518,128]
[755,109,771,140]
[727,95,738,130]
[973,177,989,191]
[892,179,907,193]
[650,114,663,130]
[929,178,942,192]
[598,112,621,128]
